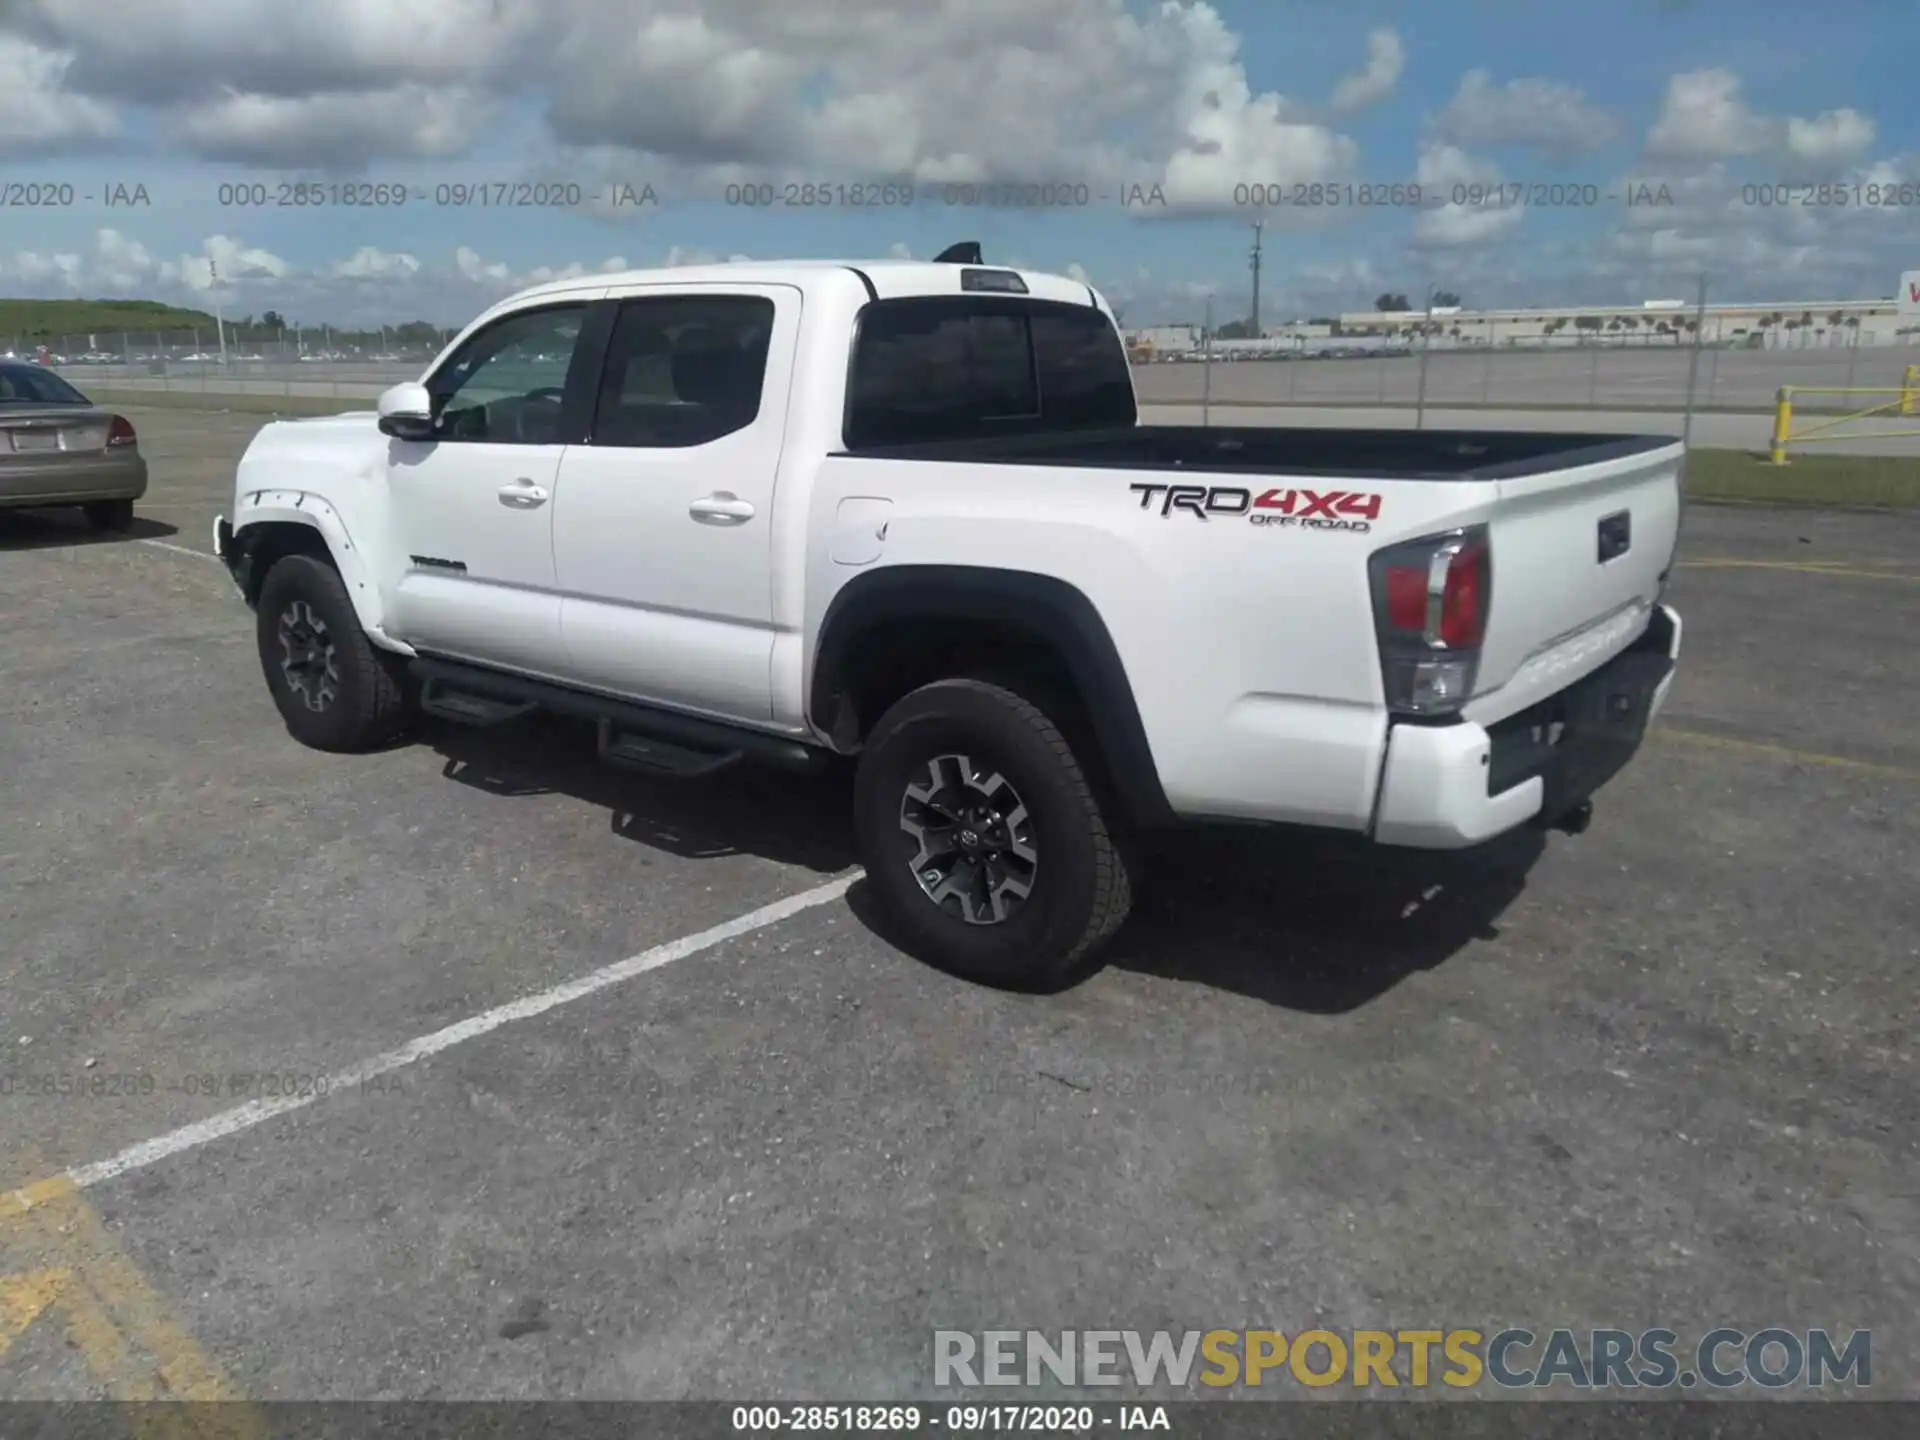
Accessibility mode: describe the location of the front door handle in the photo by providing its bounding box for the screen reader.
[497,478,549,508]
[689,492,755,524]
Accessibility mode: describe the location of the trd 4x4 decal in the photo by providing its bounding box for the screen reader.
[1128,483,1382,533]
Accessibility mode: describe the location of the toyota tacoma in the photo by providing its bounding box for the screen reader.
[216,245,1684,986]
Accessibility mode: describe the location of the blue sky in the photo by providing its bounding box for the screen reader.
[2,0,1914,325]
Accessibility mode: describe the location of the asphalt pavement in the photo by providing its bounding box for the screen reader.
[0,408,1912,1404]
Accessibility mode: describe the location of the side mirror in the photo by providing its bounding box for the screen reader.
[377,382,435,441]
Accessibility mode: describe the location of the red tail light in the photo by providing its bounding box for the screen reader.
[107,414,136,447]
[1437,538,1487,648]
[1368,527,1492,715]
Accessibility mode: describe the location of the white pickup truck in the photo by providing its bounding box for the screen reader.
[216,246,1684,987]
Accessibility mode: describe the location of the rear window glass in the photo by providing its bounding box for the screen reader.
[0,364,89,405]
[845,298,1134,448]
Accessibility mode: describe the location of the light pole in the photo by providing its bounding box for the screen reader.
[1248,221,1264,338]
[209,257,230,368]
[1414,282,1437,430]
[1201,293,1214,427]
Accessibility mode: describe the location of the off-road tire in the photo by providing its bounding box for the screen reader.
[853,678,1132,989]
[255,553,414,752]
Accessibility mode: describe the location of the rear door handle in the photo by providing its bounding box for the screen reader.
[497,478,549,508]
[689,492,755,524]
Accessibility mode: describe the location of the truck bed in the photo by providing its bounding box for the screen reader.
[841,425,1676,480]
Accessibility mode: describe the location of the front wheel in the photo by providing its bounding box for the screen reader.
[255,554,415,752]
[853,679,1133,989]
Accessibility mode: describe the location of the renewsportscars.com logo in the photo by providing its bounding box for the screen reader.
[933,1327,1872,1391]
[1129,483,1382,533]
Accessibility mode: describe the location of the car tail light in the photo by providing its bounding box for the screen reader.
[107,414,136,447]
[1368,525,1492,716]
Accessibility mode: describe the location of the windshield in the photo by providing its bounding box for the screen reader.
[0,363,90,406]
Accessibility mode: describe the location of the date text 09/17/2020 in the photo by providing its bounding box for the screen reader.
[210,181,660,209]
[720,181,1172,209]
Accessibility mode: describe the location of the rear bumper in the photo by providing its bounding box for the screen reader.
[0,451,147,506]
[1372,603,1681,848]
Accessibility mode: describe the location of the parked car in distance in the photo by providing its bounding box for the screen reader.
[0,361,146,531]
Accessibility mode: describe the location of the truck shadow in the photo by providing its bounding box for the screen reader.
[1101,824,1545,1012]
[427,715,1545,1014]
[427,714,856,875]
[0,509,180,552]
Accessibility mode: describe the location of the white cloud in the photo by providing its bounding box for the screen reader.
[1599,150,1919,292]
[1411,144,1526,249]
[331,247,422,281]
[0,227,740,325]
[4,0,1362,208]
[452,246,512,286]
[1645,69,1773,163]
[1785,108,1876,170]
[17,0,542,105]
[1644,69,1873,176]
[174,86,482,168]
[1328,28,1404,116]
[0,33,119,153]
[1429,70,1620,163]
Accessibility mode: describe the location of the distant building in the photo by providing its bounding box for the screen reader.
[1335,297,1913,349]
[1124,325,1202,354]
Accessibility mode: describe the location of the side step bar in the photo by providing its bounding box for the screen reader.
[410,656,821,779]
[419,683,538,727]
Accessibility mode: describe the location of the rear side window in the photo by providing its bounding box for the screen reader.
[845,298,1134,448]
[591,295,775,449]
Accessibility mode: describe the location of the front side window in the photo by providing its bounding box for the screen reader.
[429,305,585,444]
[590,295,775,448]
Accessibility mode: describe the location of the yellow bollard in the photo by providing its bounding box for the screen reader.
[1769,385,1792,464]
[1902,364,1920,417]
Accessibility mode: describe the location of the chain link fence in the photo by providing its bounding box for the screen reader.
[1,328,455,402]
[1127,291,1920,419]
[1129,332,1920,415]
[8,281,1919,417]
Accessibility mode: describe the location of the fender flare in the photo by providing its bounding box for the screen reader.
[230,490,399,646]
[811,564,1175,827]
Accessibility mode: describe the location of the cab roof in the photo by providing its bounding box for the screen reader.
[505,257,1108,312]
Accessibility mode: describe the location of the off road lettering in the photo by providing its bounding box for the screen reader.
[1136,483,1380,531]
[1254,488,1381,520]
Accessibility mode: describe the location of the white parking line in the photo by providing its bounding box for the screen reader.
[64,873,862,1191]
[137,537,222,564]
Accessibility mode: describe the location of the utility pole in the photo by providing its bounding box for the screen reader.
[1248,221,1264,338]
[1201,293,1214,427]
[210,257,229,368]
[1415,281,1437,430]
[1681,273,1708,451]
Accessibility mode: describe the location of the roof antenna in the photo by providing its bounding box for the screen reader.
[933,241,983,264]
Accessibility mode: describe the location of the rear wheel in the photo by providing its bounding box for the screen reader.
[255,554,414,752]
[853,679,1132,989]
[82,499,134,532]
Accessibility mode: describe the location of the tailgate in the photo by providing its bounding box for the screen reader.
[1466,439,1683,725]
